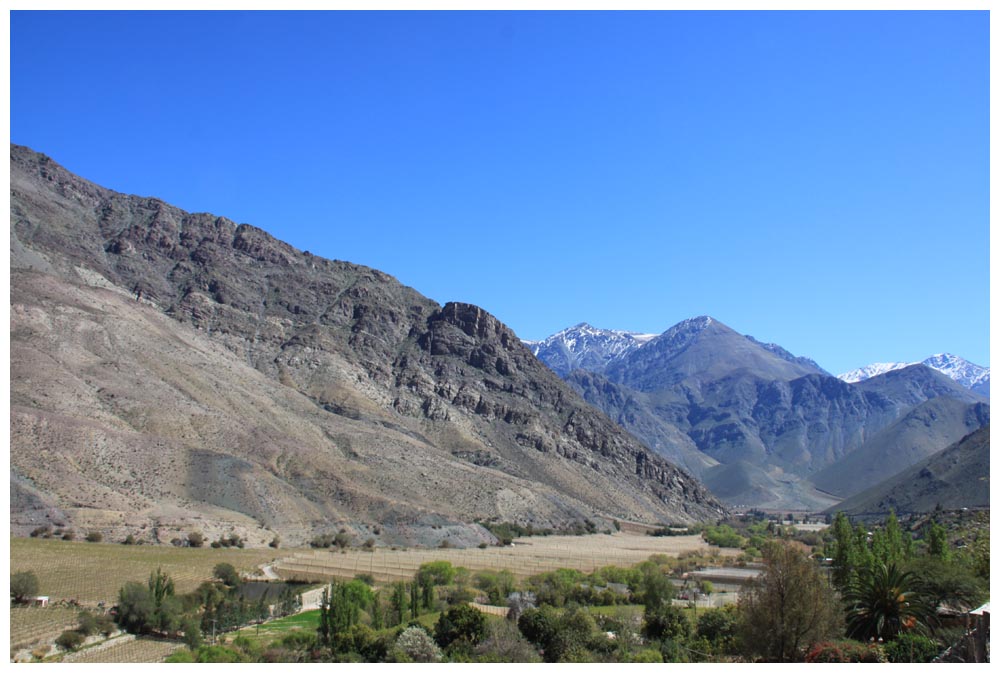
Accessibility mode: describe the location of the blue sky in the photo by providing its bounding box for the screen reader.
[10,10,990,374]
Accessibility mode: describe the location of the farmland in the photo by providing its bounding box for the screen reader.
[60,636,183,663]
[9,537,281,604]
[10,531,734,660]
[273,532,738,584]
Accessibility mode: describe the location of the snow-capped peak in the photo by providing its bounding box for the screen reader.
[839,354,989,395]
[522,323,656,377]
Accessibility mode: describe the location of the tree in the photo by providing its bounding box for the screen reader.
[388,582,408,627]
[434,603,487,650]
[117,582,154,634]
[474,617,542,662]
[736,542,843,662]
[213,563,241,587]
[843,561,933,643]
[394,626,442,662]
[926,520,950,560]
[182,615,204,650]
[148,568,181,633]
[11,570,39,604]
[697,604,739,654]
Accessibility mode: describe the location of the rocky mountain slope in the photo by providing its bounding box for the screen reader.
[839,353,990,397]
[830,425,990,516]
[538,318,988,510]
[9,144,725,546]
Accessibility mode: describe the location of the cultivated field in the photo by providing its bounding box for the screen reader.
[274,532,738,584]
[9,605,81,651]
[60,636,183,663]
[9,538,281,604]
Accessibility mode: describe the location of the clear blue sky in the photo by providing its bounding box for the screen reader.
[10,10,990,374]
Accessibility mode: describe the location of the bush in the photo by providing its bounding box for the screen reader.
[61,530,75,541]
[55,630,85,651]
[394,626,442,663]
[883,632,941,663]
[805,640,886,663]
[187,532,205,548]
[77,610,99,636]
[85,531,103,543]
[630,648,664,662]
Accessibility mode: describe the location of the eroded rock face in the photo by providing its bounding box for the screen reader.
[10,144,725,545]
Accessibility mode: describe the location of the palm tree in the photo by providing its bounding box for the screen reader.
[843,562,933,642]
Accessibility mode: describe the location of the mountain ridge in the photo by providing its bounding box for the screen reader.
[10,144,725,545]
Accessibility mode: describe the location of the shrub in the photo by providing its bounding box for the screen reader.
[883,632,941,663]
[61,530,75,541]
[55,630,85,651]
[269,536,280,549]
[187,531,205,548]
[122,534,136,545]
[85,531,103,543]
[77,610,99,636]
[805,640,886,663]
[630,648,664,662]
[30,525,51,538]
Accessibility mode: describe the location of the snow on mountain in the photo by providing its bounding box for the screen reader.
[839,354,989,396]
[523,322,656,377]
[838,362,912,384]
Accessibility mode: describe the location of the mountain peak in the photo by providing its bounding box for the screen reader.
[839,354,989,396]
[522,323,657,377]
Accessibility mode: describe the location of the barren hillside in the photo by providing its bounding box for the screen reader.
[10,144,725,546]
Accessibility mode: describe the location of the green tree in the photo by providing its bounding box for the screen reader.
[844,562,933,642]
[388,582,408,627]
[117,581,154,634]
[213,563,241,587]
[696,604,739,654]
[737,542,843,662]
[10,570,40,604]
[435,603,488,650]
[147,568,181,633]
[926,520,950,560]
[182,615,203,650]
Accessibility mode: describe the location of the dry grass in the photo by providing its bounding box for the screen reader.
[274,532,738,584]
[9,537,281,604]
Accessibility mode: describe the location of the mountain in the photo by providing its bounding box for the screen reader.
[839,354,990,397]
[554,317,988,510]
[523,323,657,378]
[830,425,990,516]
[9,144,725,546]
[602,316,825,391]
[808,395,990,498]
